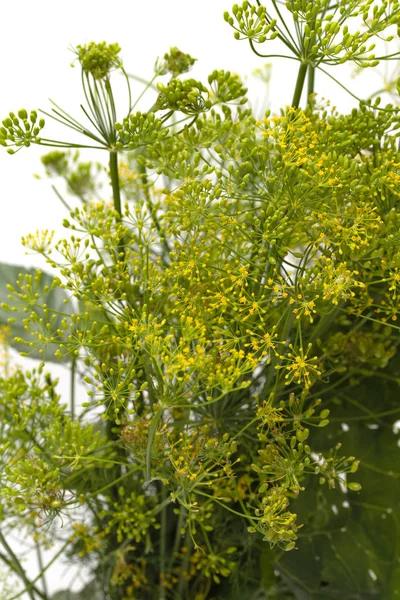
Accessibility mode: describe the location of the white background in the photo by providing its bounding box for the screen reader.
[0,0,395,597]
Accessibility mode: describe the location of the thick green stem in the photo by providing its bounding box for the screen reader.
[292,62,308,109]
[159,486,168,600]
[109,151,122,218]
[109,150,126,261]
[307,65,315,102]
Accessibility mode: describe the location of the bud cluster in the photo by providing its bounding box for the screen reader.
[225,0,400,70]
[156,46,197,77]
[208,70,248,105]
[115,112,168,150]
[156,78,212,115]
[224,2,278,42]
[74,41,122,79]
[0,110,45,154]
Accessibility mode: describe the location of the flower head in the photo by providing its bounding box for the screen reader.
[74,42,122,79]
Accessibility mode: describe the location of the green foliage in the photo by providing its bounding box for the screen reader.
[1,2,400,599]
[0,365,110,520]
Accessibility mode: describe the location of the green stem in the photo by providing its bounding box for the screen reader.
[232,416,258,441]
[137,162,171,262]
[109,150,126,261]
[307,65,315,102]
[0,530,43,600]
[316,65,396,113]
[130,73,157,112]
[70,356,76,421]
[259,311,295,402]
[168,505,186,572]
[195,490,257,520]
[159,486,168,600]
[8,540,70,600]
[145,407,164,482]
[309,308,341,345]
[109,151,122,218]
[85,466,138,500]
[126,72,160,91]
[292,62,308,109]
[177,526,192,599]
[0,551,47,600]
[35,540,48,599]
[51,185,72,211]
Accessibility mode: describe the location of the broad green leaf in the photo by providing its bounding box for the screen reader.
[276,369,400,599]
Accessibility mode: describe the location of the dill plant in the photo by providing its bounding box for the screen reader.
[1,1,400,598]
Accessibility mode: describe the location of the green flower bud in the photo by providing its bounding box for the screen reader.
[348,482,362,492]
[161,47,196,77]
[74,41,122,79]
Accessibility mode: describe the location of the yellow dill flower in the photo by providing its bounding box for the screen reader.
[22,229,54,254]
[276,343,321,388]
[314,257,365,306]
